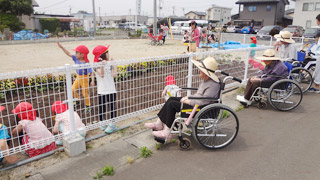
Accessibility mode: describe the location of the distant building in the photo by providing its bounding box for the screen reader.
[184,11,206,20]
[206,5,232,24]
[71,11,94,32]
[34,14,80,31]
[234,0,289,26]
[20,0,39,30]
[99,15,148,27]
[292,0,320,28]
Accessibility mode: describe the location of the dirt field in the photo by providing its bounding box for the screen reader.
[0,39,187,73]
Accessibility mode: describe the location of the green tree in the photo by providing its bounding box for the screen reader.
[39,18,60,33]
[0,13,25,32]
[0,0,33,16]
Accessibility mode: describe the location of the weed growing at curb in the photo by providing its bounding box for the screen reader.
[102,165,114,176]
[127,156,134,164]
[92,170,103,180]
[155,143,161,150]
[169,139,176,144]
[87,144,93,149]
[237,87,245,94]
[140,146,152,158]
[235,105,245,112]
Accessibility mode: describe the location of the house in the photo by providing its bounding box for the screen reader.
[234,0,289,26]
[33,14,80,32]
[206,5,232,25]
[99,15,148,27]
[292,0,320,28]
[20,0,39,30]
[184,11,206,20]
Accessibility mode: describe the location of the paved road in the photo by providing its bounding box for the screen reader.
[109,93,320,180]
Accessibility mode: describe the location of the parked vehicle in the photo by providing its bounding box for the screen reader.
[171,21,186,34]
[252,26,263,34]
[241,26,253,34]
[287,25,304,33]
[118,23,130,30]
[281,27,303,37]
[302,27,320,43]
[257,25,283,40]
[226,25,241,33]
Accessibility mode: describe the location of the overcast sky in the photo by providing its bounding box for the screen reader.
[34,0,296,17]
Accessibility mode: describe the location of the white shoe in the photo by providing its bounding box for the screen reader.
[236,95,251,105]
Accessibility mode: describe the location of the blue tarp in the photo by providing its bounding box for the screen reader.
[199,41,254,50]
[14,30,48,40]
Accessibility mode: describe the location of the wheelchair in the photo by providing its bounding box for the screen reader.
[286,51,316,93]
[155,71,242,150]
[246,74,303,111]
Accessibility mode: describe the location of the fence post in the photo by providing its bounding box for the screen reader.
[187,53,194,96]
[243,34,246,44]
[243,49,250,83]
[65,64,76,135]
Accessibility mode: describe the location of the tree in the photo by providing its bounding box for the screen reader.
[0,13,25,32]
[0,0,33,16]
[39,18,60,33]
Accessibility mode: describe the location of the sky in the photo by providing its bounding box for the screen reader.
[34,0,296,17]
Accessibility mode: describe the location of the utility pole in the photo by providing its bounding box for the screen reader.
[172,6,175,16]
[99,6,101,25]
[92,0,96,37]
[153,0,157,36]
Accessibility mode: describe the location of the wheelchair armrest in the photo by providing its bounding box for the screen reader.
[261,74,287,79]
[187,97,219,102]
[181,87,198,91]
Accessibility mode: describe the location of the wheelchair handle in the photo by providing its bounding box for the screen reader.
[232,77,242,83]
[218,71,242,83]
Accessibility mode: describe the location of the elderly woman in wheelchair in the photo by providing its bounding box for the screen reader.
[145,57,242,150]
[237,49,303,111]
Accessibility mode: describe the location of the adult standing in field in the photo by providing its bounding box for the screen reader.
[189,20,200,52]
[57,42,94,113]
[161,23,169,44]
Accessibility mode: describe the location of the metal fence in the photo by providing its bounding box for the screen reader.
[0,46,270,161]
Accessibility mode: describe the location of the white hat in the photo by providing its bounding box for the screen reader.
[274,31,295,44]
[256,49,280,61]
[192,57,219,82]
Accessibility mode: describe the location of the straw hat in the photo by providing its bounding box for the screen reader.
[192,57,219,82]
[274,31,295,44]
[256,49,280,61]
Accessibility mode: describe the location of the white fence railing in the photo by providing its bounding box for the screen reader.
[0,46,270,162]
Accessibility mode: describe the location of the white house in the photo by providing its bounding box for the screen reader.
[206,4,232,24]
[185,11,206,20]
[292,0,320,28]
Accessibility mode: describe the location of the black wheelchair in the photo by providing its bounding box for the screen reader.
[246,74,303,111]
[155,71,242,150]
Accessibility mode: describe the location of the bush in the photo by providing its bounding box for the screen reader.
[39,18,60,33]
[0,13,25,32]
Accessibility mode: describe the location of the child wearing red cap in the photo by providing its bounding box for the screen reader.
[91,45,118,133]
[0,106,18,165]
[57,42,94,113]
[161,75,181,101]
[11,102,56,157]
[52,101,86,145]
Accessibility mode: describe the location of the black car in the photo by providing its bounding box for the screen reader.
[257,25,283,40]
[303,27,320,43]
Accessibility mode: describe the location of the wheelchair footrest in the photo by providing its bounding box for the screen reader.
[154,136,165,144]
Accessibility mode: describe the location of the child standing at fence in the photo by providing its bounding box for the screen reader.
[0,106,18,165]
[92,45,118,133]
[57,42,94,113]
[248,37,265,70]
[11,102,56,158]
[162,75,181,101]
[52,101,86,145]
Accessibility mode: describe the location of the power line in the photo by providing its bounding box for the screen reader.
[35,0,68,10]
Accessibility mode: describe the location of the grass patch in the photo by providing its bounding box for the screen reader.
[92,170,103,180]
[87,144,93,149]
[221,110,230,118]
[237,87,245,94]
[118,128,128,136]
[127,156,134,164]
[102,165,114,176]
[169,139,176,144]
[155,143,161,150]
[235,105,245,112]
[140,146,152,158]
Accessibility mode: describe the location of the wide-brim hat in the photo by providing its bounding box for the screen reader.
[192,57,219,82]
[189,20,197,26]
[256,49,280,61]
[274,31,295,44]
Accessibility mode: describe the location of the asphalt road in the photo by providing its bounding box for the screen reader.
[109,93,320,180]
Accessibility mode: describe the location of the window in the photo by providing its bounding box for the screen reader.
[316,3,320,11]
[306,20,311,28]
[248,6,256,12]
[303,3,314,11]
[266,6,271,11]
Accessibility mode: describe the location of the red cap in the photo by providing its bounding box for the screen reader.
[0,106,5,112]
[250,37,257,44]
[12,102,36,121]
[52,101,68,114]
[93,45,110,63]
[165,75,176,86]
[72,45,90,63]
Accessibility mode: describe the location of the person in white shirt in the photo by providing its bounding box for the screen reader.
[161,23,169,44]
[274,31,297,60]
[92,45,118,133]
[308,14,320,92]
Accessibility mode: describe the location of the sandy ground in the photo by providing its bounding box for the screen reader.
[0,39,187,73]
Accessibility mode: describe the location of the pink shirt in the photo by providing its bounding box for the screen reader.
[19,117,54,148]
[55,110,85,133]
[191,28,200,47]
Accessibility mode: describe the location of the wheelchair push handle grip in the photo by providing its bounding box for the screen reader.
[220,71,229,76]
[232,77,242,83]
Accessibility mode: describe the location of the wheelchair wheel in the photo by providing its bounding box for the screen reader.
[290,67,313,93]
[267,79,303,111]
[178,138,191,151]
[192,104,239,149]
